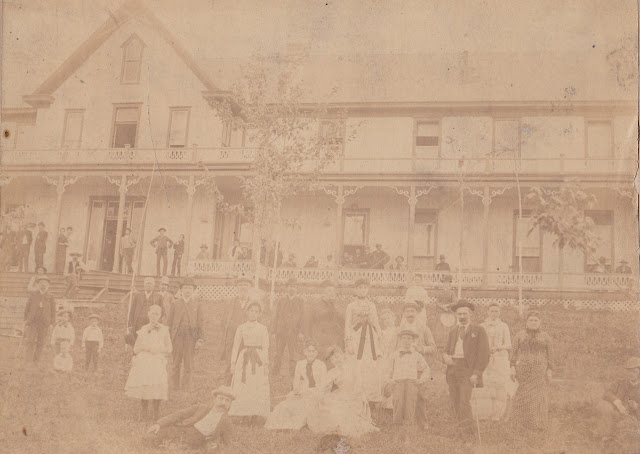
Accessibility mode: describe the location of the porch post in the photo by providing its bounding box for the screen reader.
[558,246,564,291]
[210,203,218,258]
[184,175,196,266]
[112,174,127,273]
[482,185,490,288]
[335,186,344,277]
[407,185,416,272]
[53,175,65,246]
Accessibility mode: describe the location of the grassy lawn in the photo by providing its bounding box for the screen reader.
[1,299,638,454]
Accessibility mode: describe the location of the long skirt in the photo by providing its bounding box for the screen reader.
[125,352,169,400]
[350,325,383,402]
[229,348,271,417]
[511,358,549,430]
[474,352,513,420]
[265,393,313,430]
[307,392,379,438]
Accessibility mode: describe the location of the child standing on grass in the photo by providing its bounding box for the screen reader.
[51,309,75,353]
[125,305,173,422]
[82,314,103,372]
[383,329,430,426]
[229,300,271,426]
[53,339,73,372]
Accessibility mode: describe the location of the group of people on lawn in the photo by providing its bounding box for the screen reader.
[120,275,553,451]
[21,271,640,452]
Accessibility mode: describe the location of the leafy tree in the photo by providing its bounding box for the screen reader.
[209,55,350,303]
[526,179,600,256]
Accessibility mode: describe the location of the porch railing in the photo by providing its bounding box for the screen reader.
[3,148,635,176]
[188,260,254,277]
[2,147,256,166]
[186,261,638,293]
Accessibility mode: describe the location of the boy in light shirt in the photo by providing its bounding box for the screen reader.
[384,329,430,426]
[82,314,104,372]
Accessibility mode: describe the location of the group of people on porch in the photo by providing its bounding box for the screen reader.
[19,268,640,452]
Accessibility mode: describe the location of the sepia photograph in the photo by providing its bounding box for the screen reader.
[0,0,638,453]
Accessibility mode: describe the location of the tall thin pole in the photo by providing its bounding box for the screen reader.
[126,166,157,331]
[458,184,464,299]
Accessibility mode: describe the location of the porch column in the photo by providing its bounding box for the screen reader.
[335,185,344,272]
[43,175,81,272]
[210,203,218,258]
[407,185,416,271]
[105,174,141,274]
[173,175,206,271]
[185,175,196,266]
[112,174,127,273]
[558,247,564,291]
[53,176,65,245]
[481,185,490,287]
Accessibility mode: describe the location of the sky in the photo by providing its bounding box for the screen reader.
[2,0,638,106]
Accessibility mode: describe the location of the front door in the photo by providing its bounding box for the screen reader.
[85,198,145,272]
[101,219,118,271]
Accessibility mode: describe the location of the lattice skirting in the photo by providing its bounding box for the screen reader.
[194,286,640,312]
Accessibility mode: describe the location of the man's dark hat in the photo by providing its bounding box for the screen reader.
[354,277,370,287]
[158,227,167,232]
[319,279,334,288]
[180,277,197,288]
[236,277,252,286]
[451,298,475,312]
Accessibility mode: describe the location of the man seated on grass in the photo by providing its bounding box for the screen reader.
[594,356,640,448]
[145,385,235,452]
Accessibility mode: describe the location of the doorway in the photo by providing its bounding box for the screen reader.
[85,198,145,271]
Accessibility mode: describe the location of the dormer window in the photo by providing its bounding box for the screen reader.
[120,35,144,84]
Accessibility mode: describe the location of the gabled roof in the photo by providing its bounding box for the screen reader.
[23,0,221,108]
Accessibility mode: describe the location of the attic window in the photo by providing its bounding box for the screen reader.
[121,35,144,84]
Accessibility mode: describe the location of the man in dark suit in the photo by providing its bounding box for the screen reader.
[442,299,490,441]
[150,227,173,276]
[127,276,164,345]
[33,222,48,271]
[272,277,304,377]
[17,224,33,272]
[220,277,252,384]
[167,277,204,390]
[23,274,56,364]
[145,385,235,451]
[171,234,185,276]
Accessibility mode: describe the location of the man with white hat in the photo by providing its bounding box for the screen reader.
[23,274,56,364]
[594,356,640,443]
[146,385,236,451]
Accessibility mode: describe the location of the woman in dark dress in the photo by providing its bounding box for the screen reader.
[510,310,554,431]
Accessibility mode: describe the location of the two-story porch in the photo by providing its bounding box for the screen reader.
[2,149,636,295]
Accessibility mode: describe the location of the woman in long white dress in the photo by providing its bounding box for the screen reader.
[229,301,270,425]
[478,304,513,421]
[125,304,172,421]
[344,278,383,403]
[265,339,327,430]
[378,309,398,410]
[307,346,379,438]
